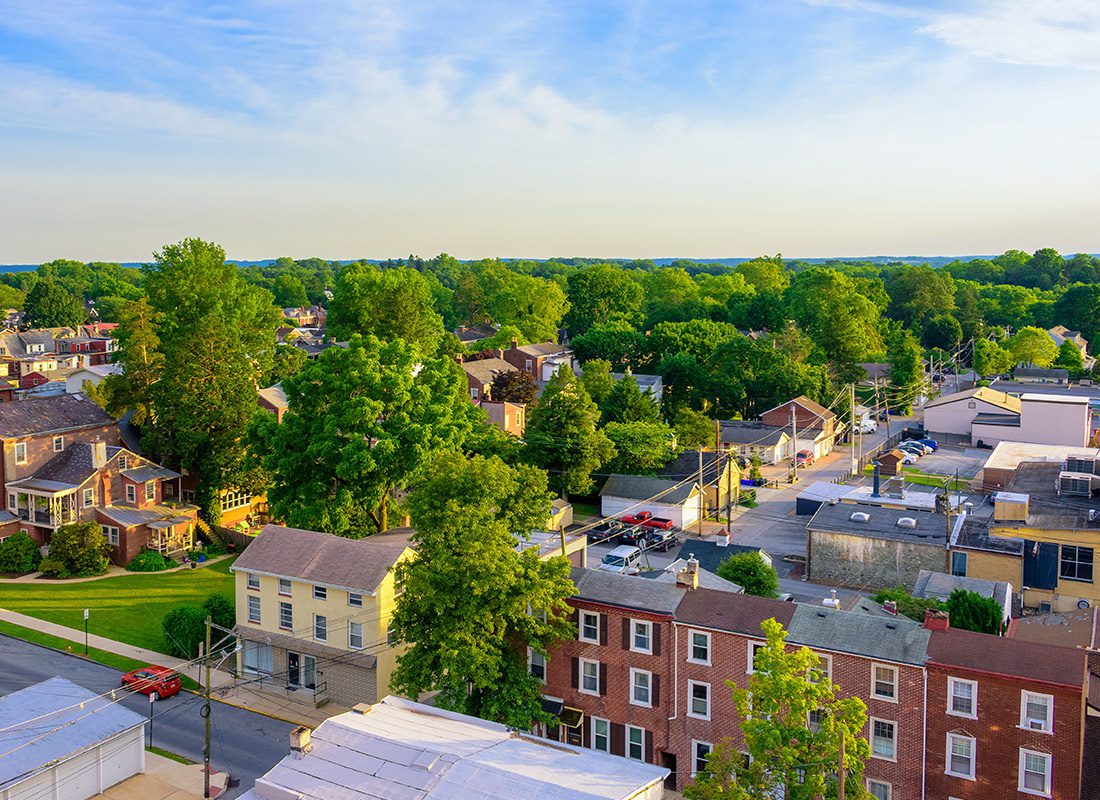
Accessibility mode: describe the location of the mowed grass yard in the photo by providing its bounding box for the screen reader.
[0,556,237,653]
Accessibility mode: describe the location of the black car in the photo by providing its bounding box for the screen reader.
[587,520,623,543]
[641,528,678,552]
[617,525,647,546]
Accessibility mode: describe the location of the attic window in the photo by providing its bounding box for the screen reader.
[849,512,871,523]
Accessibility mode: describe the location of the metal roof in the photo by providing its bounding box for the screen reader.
[0,677,145,791]
[120,465,180,483]
[912,569,1010,608]
[97,503,196,528]
[239,696,667,800]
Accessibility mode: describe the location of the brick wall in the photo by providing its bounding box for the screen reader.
[807,528,950,590]
[0,423,119,498]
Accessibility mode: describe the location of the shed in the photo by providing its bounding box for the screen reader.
[600,474,701,529]
[874,449,908,476]
[0,677,146,800]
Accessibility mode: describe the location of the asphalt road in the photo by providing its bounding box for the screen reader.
[0,634,292,798]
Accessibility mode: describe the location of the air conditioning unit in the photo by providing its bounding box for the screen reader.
[1027,719,1046,731]
[1065,456,1100,475]
[849,512,871,523]
[1058,472,1095,497]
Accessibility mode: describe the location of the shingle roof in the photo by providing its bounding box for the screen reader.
[517,341,569,357]
[912,569,1010,609]
[232,524,414,592]
[0,394,114,438]
[658,450,731,482]
[570,567,685,614]
[718,420,789,446]
[0,677,145,791]
[673,540,769,576]
[461,357,517,385]
[786,604,930,666]
[924,386,1021,412]
[257,383,288,411]
[1015,367,1069,380]
[11,443,123,489]
[927,627,1086,687]
[640,559,744,593]
[674,587,796,635]
[762,394,835,420]
[599,474,698,505]
[1009,608,1099,650]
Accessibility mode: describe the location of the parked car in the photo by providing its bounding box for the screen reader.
[899,451,919,465]
[795,450,815,467]
[587,520,624,543]
[599,545,644,575]
[641,529,678,552]
[902,442,932,455]
[858,420,878,434]
[621,511,653,525]
[617,525,647,546]
[917,438,939,451]
[121,665,181,701]
[897,442,926,456]
[641,516,675,531]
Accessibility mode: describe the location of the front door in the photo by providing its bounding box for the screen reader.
[288,653,316,690]
[287,652,300,687]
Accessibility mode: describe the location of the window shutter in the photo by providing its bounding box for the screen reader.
[622,618,631,649]
[644,729,654,764]
[599,663,608,696]
[600,613,609,646]
[610,723,625,756]
[571,657,578,689]
[569,608,578,626]
[582,718,592,748]
[652,674,660,706]
[653,624,662,657]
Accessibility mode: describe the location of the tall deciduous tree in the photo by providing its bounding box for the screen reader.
[716,551,779,598]
[604,421,679,474]
[563,264,644,336]
[972,338,1013,377]
[1006,326,1057,368]
[578,358,616,406]
[886,325,924,414]
[102,298,163,427]
[252,335,474,536]
[785,268,882,379]
[1053,340,1085,375]
[328,263,445,354]
[23,280,85,328]
[389,451,575,727]
[272,274,308,308]
[685,618,871,800]
[524,365,615,498]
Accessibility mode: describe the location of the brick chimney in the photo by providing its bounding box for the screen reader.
[101,472,112,504]
[676,557,699,590]
[510,337,519,350]
[923,609,950,631]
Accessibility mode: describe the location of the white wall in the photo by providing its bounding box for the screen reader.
[3,725,144,800]
[924,397,1013,436]
[601,495,699,529]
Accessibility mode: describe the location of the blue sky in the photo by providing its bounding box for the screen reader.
[1,1,1098,261]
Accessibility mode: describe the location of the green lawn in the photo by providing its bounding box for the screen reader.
[860,464,968,492]
[0,556,237,654]
[570,501,600,519]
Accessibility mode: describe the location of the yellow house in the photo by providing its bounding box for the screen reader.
[230,524,414,708]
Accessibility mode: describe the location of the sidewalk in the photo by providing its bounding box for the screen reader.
[92,751,227,799]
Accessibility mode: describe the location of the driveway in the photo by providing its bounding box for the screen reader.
[0,635,293,799]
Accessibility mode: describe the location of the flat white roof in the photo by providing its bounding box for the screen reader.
[982,441,1100,472]
[1020,393,1091,404]
[993,491,1030,504]
[241,696,668,800]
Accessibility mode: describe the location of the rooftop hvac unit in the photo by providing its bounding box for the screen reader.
[849,512,871,523]
[1058,472,1095,497]
[896,517,918,528]
[1065,456,1100,475]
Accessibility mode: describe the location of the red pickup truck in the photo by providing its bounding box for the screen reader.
[641,517,675,530]
[621,511,653,525]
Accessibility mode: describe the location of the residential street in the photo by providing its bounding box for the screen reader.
[0,634,293,799]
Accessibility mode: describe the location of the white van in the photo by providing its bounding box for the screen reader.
[858,419,878,434]
[599,545,643,575]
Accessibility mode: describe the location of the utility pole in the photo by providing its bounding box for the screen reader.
[697,447,704,537]
[203,617,212,799]
[789,405,798,483]
[849,383,857,476]
[838,732,846,799]
[883,383,892,442]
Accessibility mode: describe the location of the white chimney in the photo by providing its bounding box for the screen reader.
[716,530,731,547]
[92,440,107,469]
[289,726,312,756]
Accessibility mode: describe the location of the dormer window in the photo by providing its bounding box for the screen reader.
[145,481,155,501]
[125,484,136,504]
[53,436,64,452]
[118,454,128,469]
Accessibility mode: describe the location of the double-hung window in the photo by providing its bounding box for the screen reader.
[53,436,64,452]
[1019,749,1052,797]
[14,443,26,465]
[692,741,713,777]
[689,630,710,664]
[946,733,975,779]
[348,621,363,649]
[314,614,327,641]
[579,658,599,695]
[145,481,155,501]
[626,725,644,761]
[592,718,610,752]
[870,718,896,760]
[1021,692,1053,733]
[278,578,292,596]
[866,780,891,800]
[579,611,600,643]
[528,648,546,681]
[279,602,293,630]
[631,619,652,653]
[948,678,977,718]
[688,681,710,719]
[247,595,261,624]
[82,488,94,508]
[313,585,327,601]
[747,641,764,673]
[873,664,898,701]
[348,592,362,607]
[247,572,260,590]
[101,525,119,546]
[630,668,651,706]
[125,484,136,503]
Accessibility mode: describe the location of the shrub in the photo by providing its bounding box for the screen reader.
[738,489,758,508]
[46,521,111,578]
[202,594,235,632]
[872,587,946,622]
[946,588,1005,635]
[0,532,42,574]
[716,551,779,598]
[37,557,69,579]
[126,550,170,572]
[162,605,207,658]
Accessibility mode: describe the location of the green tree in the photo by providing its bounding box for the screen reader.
[972,338,1013,377]
[389,451,575,728]
[272,274,309,308]
[563,264,644,336]
[946,589,1004,636]
[685,618,871,800]
[786,268,882,378]
[642,268,702,326]
[93,294,131,323]
[490,369,539,404]
[1006,326,1057,367]
[735,255,789,293]
[885,264,956,327]
[601,372,660,424]
[0,283,26,310]
[672,407,714,450]
[202,593,236,632]
[477,262,569,342]
[162,605,207,659]
[1053,284,1100,346]
[1065,253,1100,284]
[886,325,924,414]
[571,321,648,369]
[715,551,779,598]
[1053,339,1085,375]
[102,298,163,426]
[41,521,111,578]
[267,344,308,385]
[578,358,616,405]
[523,365,615,498]
[252,335,474,536]
[328,264,445,354]
[922,315,963,351]
[23,280,85,328]
[604,421,679,474]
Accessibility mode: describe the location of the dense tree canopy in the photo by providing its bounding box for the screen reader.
[23,280,85,328]
[328,264,445,353]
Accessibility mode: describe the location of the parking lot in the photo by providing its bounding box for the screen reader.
[904,442,987,479]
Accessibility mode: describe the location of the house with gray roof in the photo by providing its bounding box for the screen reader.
[599,474,702,530]
[717,420,791,464]
[912,568,1012,622]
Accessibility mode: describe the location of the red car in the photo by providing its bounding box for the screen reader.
[121,665,182,701]
[796,450,816,467]
[641,516,675,530]
[620,511,653,525]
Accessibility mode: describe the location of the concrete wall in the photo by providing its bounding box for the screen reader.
[807,529,949,590]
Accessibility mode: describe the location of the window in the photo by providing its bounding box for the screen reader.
[810,653,831,683]
[348,592,363,607]
[870,718,896,760]
[592,717,610,752]
[630,668,651,706]
[579,611,600,643]
[242,641,273,675]
[808,708,824,732]
[82,488,94,508]
[278,578,292,596]
[689,630,711,664]
[948,678,977,718]
[873,664,898,701]
[1060,545,1094,583]
[313,585,327,600]
[951,551,968,577]
[145,481,155,501]
[747,641,764,673]
[631,619,652,653]
[579,658,599,695]
[247,572,260,590]
[867,780,892,800]
[52,436,64,452]
[101,525,119,546]
[528,648,546,681]
[626,725,644,761]
[14,442,25,465]
[387,622,397,646]
[118,454,128,469]
[349,621,363,649]
[247,595,261,624]
[125,484,136,503]
[688,681,710,719]
[1019,749,1052,797]
[279,602,293,630]
[470,387,479,400]
[314,614,327,641]
[946,733,975,779]
[692,741,713,776]
[220,488,253,513]
[1021,692,1053,733]
[6,493,14,509]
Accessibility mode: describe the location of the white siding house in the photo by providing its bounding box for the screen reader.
[600,474,702,529]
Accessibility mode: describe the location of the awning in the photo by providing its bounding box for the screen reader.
[560,706,584,729]
[540,697,564,717]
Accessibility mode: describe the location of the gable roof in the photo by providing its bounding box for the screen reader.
[658,450,731,483]
[461,357,518,385]
[7,443,126,489]
[674,587,796,634]
[718,420,789,446]
[571,567,686,614]
[762,394,835,420]
[516,341,570,357]
[1010,608,1099,650]
[232,524,415,592]
[924,386,1021,412]
[599,473,699,505]
[787,604,930,666]
[927,627,1086,687]
[0,394,115,438]
[912,569,1010,609]
[257,383,288,411]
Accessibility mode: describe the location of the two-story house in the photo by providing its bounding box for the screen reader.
[761,395,843,461]
[502,339,573,383]
[55,335,118,367]
[230,524,414,708]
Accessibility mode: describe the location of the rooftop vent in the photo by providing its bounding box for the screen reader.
[896,517,918,528]
[849,511,871,523]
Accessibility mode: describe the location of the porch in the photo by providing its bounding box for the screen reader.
[7,485,79,529]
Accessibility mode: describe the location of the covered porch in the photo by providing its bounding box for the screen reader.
[6,479,80,529]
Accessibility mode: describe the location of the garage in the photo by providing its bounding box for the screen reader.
[600,474,702,530]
